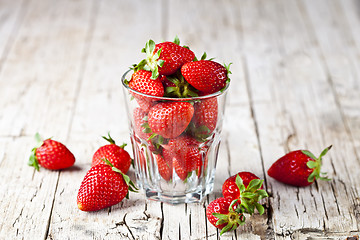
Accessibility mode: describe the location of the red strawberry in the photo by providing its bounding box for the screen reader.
[267,146,332,187]
[28,133,75,170]
[163,135,205,172]
[206,197,245,235]
[92,133,131,174]
[137,37,195,79]
[148,102,194,139]
[133,107,152,140]
[173,158,189,181]
[128,70,164,111]
[181,60,231,94]
[191,97,218,137]
[160,75,176,88]
[222,174,268,215]
[156,151,173,181]
[222,172,261,200]
[77,160,137,211]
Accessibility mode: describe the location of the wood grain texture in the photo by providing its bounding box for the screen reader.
[0,0,359,239]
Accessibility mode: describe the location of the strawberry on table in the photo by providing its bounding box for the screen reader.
[181,60,231,94]
[206,197,246,235]
[222,172,261,200]
[77,159,137,212]
[92,133,131,174]
[267,146,332,187]
[222,173,268,215]
[148,101,194,139]
[28,133,75,171]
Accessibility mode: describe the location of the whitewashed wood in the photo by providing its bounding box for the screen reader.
[238,0,360,238]
[166,1,268,239]
[47,0,164,239]
[0,0,94,239]
[0,0,93,139]
[0,0,359,239]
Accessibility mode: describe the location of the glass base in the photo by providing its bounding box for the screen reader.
[145,189,207,204]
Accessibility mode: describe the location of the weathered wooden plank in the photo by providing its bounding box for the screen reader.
[303,0,360,162]
[166,0,269,239]
[0,0,27,74]
[0,136,61,239]
[0,0,97,239]
[47,0,164,239]
[0,0,94,139]
[238,0,360,238]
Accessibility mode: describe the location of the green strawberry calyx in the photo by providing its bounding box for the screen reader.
[303,145,332,183]
[235,175,268,215]
[134,39,164,79]
[212,199,246,235]
[164,72,198,98]
[102,132,127,149]
[28,133,45,171]
[102,159,138,196]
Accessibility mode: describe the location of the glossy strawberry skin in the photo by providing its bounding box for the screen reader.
[148,102,194,139]
[129,70,164,96]
[192,97,218,134]
[128,70,164,112]
[77,164,128,212]
[154,41,195,75]
[267,150,315,187]
[173,157,188,181]
[35,139,75,170]
[92,144,131,174]
[133,107,151,140]
[222,172,261,200]
[164,135,203,171]
[156,151,173,181]
[181,60,228,94]
[206,197,240,230]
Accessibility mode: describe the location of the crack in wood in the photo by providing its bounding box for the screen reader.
[113,213,135,240]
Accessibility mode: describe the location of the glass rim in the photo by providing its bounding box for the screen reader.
[121,69,230,101]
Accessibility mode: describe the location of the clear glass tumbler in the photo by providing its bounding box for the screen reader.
[121,70,229,204]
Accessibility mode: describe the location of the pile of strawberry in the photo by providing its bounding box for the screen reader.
[206,146,332,235]
[29,133,135,212]
[125,36,231,181]
[206,172,268,235]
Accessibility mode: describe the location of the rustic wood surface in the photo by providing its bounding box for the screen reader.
[0,0,359,239]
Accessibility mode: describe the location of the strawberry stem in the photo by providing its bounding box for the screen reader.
[235,175,268,215]
[212,199,246,235]
[102,132,116,145]
[28,133,44,171]
[303,145,332,183]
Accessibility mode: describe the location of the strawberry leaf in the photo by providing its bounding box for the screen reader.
[28,149,40,171]
[102,132,116,145]
[306,160,317,169]
[201,52,207,60]
[173,35,180,45]
[255,202,265,215]
[304,145,332,183]
[235,175,246,193]
[301,150,317,160]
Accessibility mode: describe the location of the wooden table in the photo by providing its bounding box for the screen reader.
[1,0,359,239]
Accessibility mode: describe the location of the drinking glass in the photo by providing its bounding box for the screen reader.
[121,70,229,204]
